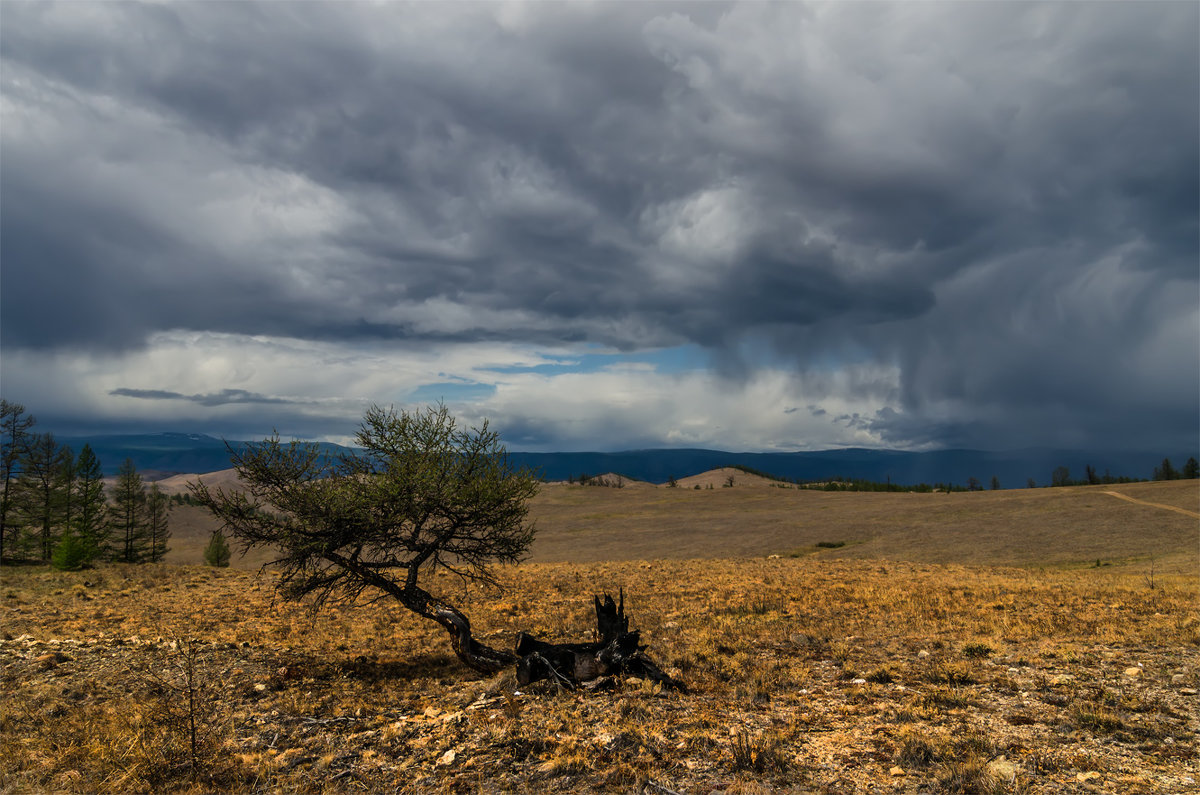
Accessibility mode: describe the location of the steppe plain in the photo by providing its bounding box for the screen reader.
[2,473,1197,794]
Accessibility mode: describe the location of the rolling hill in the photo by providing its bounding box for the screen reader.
[58,432,1191,487]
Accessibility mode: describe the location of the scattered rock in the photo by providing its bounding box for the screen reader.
[1180,688,1197,696]
[1171,674,1186,685]
[1124,667,1142,678]
[1076,771,1102,784]
[917,650,930,659]
[889,766,905,777]
[35,651,71,669]
[437,749,456,767]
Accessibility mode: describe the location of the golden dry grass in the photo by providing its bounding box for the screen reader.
[524,480,1198,575]
[161,477,1199,577]
[1,559,1197,794]
[5,478,1195,793]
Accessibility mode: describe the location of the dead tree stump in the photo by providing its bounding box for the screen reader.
[514,589,685,691]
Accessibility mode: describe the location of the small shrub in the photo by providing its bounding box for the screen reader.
[730,731,787,774]
[815,541,845,549]
[866,666,896,684]
[51,532,92,571]
[1071,704,1125,734]
[926,660,975,685]
[202,530,231,568]
[894,727,945,769]
[936,757,1004,794]
[962,642,993,659]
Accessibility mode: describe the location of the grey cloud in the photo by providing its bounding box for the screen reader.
[111,388,291,407]
[2,2,1196,451]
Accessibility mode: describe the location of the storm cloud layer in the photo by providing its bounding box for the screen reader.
[2,2,1197,452]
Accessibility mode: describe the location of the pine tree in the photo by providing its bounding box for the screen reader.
[203,530,231,567]
[0,400,36,563]
[56,444,76,552]
[1154,458,1178,481]
[1051,466,1071,487]
[109,458,149,563]
[145,484,171,563]
[72,444,109,563]
[16,433,70,562]
[1184,457,1199,480]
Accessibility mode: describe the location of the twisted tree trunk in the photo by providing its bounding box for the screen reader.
[514,590,685,691]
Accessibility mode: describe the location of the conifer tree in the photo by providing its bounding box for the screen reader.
[203,529,231,567]
[0,400,36,563]
[1154,458,1178,481]
[145,484,171,563]
[16,433,70,562]
[72,444,109,563]
[109,458,149,563]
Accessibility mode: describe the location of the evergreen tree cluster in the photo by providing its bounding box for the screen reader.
[1,400,170,569]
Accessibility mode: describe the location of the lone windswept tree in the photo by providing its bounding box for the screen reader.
[191,404,540,674]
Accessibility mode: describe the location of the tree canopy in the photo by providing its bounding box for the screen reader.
[191,404,540,673]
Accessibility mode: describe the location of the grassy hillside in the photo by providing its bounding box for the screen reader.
[163,477,1199,576]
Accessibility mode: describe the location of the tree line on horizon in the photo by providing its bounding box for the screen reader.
[1,400,171,569]
[721,459,1198,493]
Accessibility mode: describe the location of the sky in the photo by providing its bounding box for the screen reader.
[1,1,1197,453]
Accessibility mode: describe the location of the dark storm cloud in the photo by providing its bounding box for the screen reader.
[2,1,1196,451]
[110,388,291,407]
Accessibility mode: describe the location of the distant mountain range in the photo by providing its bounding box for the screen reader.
[59,432,1190,488]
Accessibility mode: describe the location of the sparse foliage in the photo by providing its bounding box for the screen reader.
[16,433,71,562]
[192,404,539,673]
[0,400,36,563]
[145,484,171,563]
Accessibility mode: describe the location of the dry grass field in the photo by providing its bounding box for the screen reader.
[2,478,1197,793]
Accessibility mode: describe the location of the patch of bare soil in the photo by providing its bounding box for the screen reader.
[2,560,1196,794]
[675,467,779,490]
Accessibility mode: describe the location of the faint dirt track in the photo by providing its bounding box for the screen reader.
[1103,489,1200,519]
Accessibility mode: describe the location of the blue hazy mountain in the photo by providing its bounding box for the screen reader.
[59,433,355,477]
[58,432,1184,487]
[506,448,1179,487]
